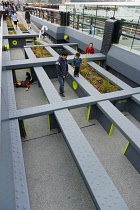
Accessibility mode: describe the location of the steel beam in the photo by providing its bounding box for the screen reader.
[55,109,129,210]
[3,53,106,70]
[6,87,140,121]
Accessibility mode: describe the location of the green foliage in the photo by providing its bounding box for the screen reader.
[39,47,44,57]
[32,46,52,58]
[83,57,88,68]
[8,30,16,34]
[18,23,28,31]
[94,76,101,81]
[7,18,13,27]
[91,80,98,85]
[80,68,91,76]
[101,80,111,93]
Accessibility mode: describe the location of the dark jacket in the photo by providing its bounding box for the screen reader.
[25,11,30,20]
[56,56,68,77]
[73,57,82,67]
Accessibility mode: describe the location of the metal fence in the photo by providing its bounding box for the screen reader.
[27,4,140,52]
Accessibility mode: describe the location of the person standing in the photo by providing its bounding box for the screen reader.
[56,51,68,97]
[25,8,31,29]
[11,11,18,29]
[72,52,83,77]
[6,5,12,19]
[85,43,94,54]
[0,2,4,11]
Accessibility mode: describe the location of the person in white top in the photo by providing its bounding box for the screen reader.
[39,26,48,39]
[0,3,4,11]
[11,11,18,29]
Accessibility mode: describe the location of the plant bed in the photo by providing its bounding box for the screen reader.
[18,23,28,31]
[32,46,52,58]
[80,61,119,94]
[8,29,16,34]
[6,18,14,27]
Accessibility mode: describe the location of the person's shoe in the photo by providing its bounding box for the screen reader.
[77,74,79,77]
[74,74,76,77]
[60,93,65,97]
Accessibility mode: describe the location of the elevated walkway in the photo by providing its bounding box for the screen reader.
[1,11,140,210]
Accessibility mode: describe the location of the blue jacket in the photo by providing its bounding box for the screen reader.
[73,57,82,67]
[56,56,68,77]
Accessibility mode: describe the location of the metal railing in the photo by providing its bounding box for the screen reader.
[28,6,61,25]
[27,5,140,52]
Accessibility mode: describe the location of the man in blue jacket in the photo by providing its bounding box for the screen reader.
[56,51,68,97]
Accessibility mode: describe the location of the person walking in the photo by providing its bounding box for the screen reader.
[11,11,18,29]
[25,8,31,29]
[56,51,68,97]
[6,5,12,19]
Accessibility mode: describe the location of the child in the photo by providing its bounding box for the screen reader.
[26,72,33,83]
[39,26,48,39]
[72,53,83,77]
[15,72,33,91]
[15,80,31,91]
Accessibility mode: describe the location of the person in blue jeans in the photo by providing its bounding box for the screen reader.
[56,51,68,97]
[72,52,83,77]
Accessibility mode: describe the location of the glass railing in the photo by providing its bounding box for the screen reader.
[27,3,140,53]
[66,3,140,52]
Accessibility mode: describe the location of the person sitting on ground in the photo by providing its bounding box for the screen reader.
[85,42,94,54]
[39,26,48,39]
[72,52,83,77]
[15,72,33,91]
[26,72,33,83]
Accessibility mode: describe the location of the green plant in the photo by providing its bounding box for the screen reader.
[6,18,13,27]
[80,68,91,76]
[8,29,16,34]
[32,46,52,58]
[101,80,111,93]
[39,47,44,57]
[18,23,28,31]
[82,57,88,68]
[94,76,101,81]
[91,80,99,85]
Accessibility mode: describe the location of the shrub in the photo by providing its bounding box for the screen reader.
[18,23,28,31]
[8,29,16,34]
[101,80,111,93]
[6,18,13,27]
[80,68,91,76]
[32,46,52,58]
